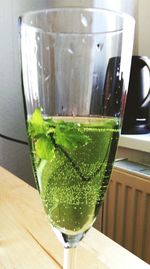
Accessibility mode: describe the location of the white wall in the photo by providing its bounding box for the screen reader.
[138,0,150,57]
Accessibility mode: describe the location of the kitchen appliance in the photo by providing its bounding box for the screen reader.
[122,56,150,134]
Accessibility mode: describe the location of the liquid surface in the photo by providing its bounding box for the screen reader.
[28,109,119,235]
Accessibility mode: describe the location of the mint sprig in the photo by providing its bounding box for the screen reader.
[28,108,91,160]
[54,121,90,150]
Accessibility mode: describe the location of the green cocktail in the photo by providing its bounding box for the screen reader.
[20,7,135,268]
[28,109,119,235]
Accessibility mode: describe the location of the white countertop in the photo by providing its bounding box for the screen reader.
[119,133,150,153]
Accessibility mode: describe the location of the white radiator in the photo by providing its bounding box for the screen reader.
[95,167,150,264]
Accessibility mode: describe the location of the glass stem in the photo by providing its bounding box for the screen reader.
[63,247,77,269]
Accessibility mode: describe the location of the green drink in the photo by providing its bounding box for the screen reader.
[28,109,119,235]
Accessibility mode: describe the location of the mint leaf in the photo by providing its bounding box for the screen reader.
[28,109,56,160]
[46,119,56,135]
[54,121,91,150]
[28,108,46,137]
[28,108,91,157]
[35,137,55,160]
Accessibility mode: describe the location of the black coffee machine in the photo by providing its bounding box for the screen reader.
[122,56,150,134]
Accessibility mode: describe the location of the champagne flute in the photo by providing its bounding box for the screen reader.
[19,8,135,269]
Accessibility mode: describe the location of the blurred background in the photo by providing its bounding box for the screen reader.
[0,0,149,186]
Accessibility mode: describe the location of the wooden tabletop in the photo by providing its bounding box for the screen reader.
[0,166,149,269]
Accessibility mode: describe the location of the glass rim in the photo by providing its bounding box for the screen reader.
[20,7,135,35]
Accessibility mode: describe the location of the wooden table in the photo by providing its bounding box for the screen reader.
[0,166,149,269]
